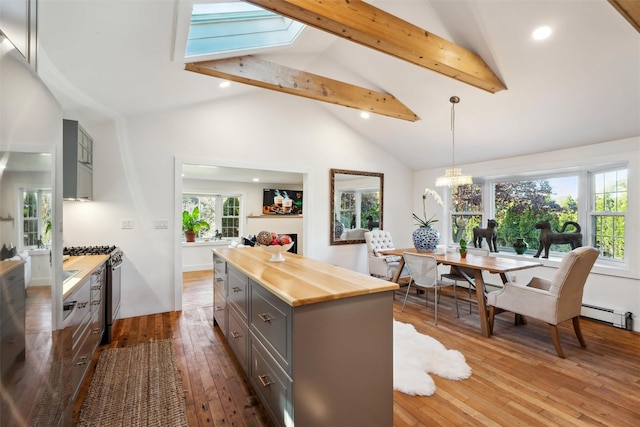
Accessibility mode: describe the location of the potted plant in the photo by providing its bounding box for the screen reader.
[182,206,210,242]
[412,188,444,252]
[459,239,468,258]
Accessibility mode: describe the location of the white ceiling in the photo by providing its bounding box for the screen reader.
[36,1,640,172]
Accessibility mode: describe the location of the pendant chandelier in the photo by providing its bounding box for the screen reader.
[435,96,472,187]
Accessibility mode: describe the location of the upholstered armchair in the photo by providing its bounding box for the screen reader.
[487,246,599,358]
[364,230,406,281]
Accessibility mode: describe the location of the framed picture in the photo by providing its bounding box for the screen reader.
[262,189,303,215]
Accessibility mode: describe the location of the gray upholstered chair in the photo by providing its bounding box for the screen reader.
[401,252,456,324]
[487,246,599,358]
[364,230,406,281]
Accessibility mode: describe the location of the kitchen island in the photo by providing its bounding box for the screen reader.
[213,246,398,427]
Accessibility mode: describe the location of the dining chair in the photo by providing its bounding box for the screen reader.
[487,246,599,358]
[440,247,493,314]
[402,252,458,324]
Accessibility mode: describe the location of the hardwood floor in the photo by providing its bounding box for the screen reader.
[13,271,640,426]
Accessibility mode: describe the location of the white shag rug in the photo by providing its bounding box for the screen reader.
[393,320,472,396]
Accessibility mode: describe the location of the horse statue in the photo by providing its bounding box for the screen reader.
[473,219,499,252]
[533,220,582,259]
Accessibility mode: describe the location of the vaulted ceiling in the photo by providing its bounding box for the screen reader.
[37,1,640,171]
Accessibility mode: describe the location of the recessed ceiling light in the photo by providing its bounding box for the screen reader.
[252,178,260,182]
[219,81,231,88]
[532,26,552,41]
[360,111,370,119]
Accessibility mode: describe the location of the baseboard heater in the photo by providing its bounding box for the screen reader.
[581,304,633,330]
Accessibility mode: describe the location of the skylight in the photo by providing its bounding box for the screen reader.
[185,2,305,57]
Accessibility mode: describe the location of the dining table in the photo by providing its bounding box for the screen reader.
[378,248,543,337]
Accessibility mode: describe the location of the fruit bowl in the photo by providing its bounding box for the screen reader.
[259,243,294,262]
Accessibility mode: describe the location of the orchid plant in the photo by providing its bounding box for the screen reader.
[413,187,444,228]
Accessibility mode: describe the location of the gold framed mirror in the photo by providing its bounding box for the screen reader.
[330,169,383,245]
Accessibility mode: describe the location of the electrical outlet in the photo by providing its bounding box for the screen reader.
[154,219,169,229]
[121,219,133,229]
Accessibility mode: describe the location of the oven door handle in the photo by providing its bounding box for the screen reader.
[112,262,123,270]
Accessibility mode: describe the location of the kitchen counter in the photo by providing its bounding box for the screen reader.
[0,260,25,277]
[213,246,399,307]
[62,255,109,299]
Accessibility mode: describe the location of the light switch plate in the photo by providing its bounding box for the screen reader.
[121,219,133,229]
[154,219,169,229]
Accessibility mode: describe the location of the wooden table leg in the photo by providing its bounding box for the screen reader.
[473,269,491,337]
[391,258,404,283]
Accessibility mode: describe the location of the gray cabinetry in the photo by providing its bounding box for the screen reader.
[89,266,106,352]
[63,262,106,400]
[63,119,93,200]
[0,262,26,379]
[212,249,394,427]
[227,266,249,371]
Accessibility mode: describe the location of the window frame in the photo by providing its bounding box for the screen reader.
[588,166,628,263]
[20,188,52,249]
[182,192,243,241]
[447,163,628,266]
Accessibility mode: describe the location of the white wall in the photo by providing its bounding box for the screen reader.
[63,91,414,319]
[414,137,640,331]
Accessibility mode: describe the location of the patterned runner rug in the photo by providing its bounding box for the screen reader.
[77,339,188,427]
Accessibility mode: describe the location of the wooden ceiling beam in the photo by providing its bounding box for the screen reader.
[246,0,506,94]
[608,0,640,32]
[185,56,420,122]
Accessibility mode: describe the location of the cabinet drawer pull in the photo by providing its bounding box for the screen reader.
[231,286,242,293]
[258,374,273,388]
[92,300,102,305]
[93,328,101,334]
[9,337,17,344]
[215,306,224,311]
[78,302,88,309]
[230,331,241,339]
[257,313,272,323]
[75,361,88,366]
[91,285,102,290]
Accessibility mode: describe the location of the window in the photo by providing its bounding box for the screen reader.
[448,165,628,262]
[494,176,579,255]
[450,183,483,244]
[337,189,380,230]
[183,193,241,240]
[591,168,627,261]
[221,196,240,238]
[185,3,305,58]
[21,189,52,248]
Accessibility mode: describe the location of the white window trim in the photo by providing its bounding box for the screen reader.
[452,163,629,272]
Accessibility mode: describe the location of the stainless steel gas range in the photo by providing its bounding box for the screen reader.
[63,245,123,343]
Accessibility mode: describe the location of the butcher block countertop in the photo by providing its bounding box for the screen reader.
[213,246,398,307]
[62,255,109,299]
[0,260,25,277]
